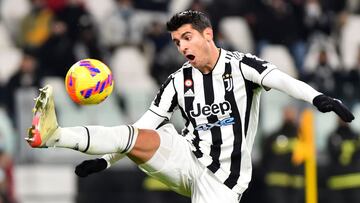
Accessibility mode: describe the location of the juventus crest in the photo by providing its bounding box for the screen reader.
[223,73,233,92]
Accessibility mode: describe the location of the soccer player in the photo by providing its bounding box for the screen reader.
[26,10,354,203]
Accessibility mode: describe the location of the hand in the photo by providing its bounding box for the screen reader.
[75,158,108,177]
[313,94,355,122]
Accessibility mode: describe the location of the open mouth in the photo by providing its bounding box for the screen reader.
[186,54,195,61]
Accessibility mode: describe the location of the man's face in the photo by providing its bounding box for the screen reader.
[170,24,213,68]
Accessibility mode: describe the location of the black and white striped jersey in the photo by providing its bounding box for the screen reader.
[149,48,277,193]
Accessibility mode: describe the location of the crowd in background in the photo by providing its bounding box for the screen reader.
[0,0,359,115]
[0,0,359,122]
[0,0,359,203]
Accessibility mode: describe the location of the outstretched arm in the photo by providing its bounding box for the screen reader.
[262,69,354,122]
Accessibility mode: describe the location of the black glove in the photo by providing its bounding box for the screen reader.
[313,94,355,122]
[75,158,108,177]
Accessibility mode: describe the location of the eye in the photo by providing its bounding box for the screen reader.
[184,35,191,41]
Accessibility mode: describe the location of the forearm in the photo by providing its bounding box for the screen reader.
[101,153,126,168]
[262,69,354,122]
[262,69,321,103]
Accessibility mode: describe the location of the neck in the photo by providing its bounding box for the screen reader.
[198,46,220,74]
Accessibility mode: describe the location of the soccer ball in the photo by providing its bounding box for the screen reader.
[65,59,114,105]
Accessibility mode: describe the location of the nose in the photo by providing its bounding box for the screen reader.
[179,41,188,54]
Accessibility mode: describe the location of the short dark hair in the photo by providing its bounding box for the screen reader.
[166,10,212,32]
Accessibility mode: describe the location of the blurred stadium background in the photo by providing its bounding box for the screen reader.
[0,0,359,202]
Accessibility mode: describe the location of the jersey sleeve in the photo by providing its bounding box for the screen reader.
[149,75,178,120]
[240,53,277,90]
[133,110,167,129]
[262,68,321,103]
[101,153,125,168]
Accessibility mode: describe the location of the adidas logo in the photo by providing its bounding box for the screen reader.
[184,89,194,97]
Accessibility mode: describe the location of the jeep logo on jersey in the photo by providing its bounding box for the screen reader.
[190,101,232,117]
[195,117,235,131]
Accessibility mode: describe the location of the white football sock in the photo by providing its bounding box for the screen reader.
[46,125,138,155]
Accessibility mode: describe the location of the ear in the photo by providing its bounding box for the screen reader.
[203,27,213,41]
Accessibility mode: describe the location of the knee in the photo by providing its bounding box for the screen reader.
[128,129,160,164]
